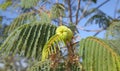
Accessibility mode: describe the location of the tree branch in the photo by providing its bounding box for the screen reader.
[96,0,110,9]
[75,0,81,25]
[77,0,110,24]
[77,25,107,36]
[77,26,106,32]
[68,0,73,23]
[78,0,91,23]
[93,30,103,36]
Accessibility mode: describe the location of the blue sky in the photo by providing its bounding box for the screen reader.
[78,0,120,38]
[98,0,120,18]
[0,0,120,39]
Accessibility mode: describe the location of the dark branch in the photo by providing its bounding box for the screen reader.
[96,0,110,9]
[78,0,110,24]
[77,26,106,32]
[68,0,73,23]
[75,0,81,25]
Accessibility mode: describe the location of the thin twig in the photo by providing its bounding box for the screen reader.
[77,0,110,24]
[72,41,79,46]
[53,19,68,25]
[55,0,62,25]
[40,1,48,7]
[78,0,91,23]
[59,16,63,25]
[77,26,105,32]
[96,0,110,9]
[77,25,106,36]
[68,0,73,23]
[71,0,76,6]
[75,0,81,25]
[93,31,103,36]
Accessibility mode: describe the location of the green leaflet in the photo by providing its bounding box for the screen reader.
[5,12,36,34]
[0,23,56,61]
[79,37,120,71]
[5,11,53,35]
[0,0,12,10]
[105,20,120,55]
[85,13,111,28]
[41,34,65,61]
[51,3,65,19]
[40,12,52,24]
[106,20,120,38]
[41,25,74,61]
[21,0,39,8]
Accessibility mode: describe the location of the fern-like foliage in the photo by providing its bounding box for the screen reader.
[42,25,73,61]
[51,3,65,19]
[42,34,65,61]
[105,20,120,55]
[106,20,120,38]
[85,10,112,28]
[21,0,40,8]
[5,12,37,34]
[0,23,56,60]
[5,11,53,34]
[40,12,52,24]
[79,37,120,71]
[0,0,12,10]
[107,39,120,55]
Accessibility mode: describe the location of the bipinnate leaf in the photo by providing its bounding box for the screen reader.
[0,23,56,61]
[79,37,120,71]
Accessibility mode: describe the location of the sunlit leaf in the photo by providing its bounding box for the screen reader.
[79,37,120,71]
